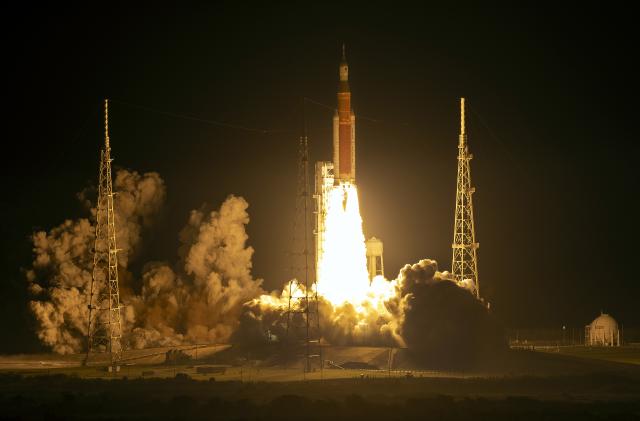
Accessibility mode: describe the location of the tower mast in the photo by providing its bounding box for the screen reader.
[286,101,321,376]
[86,99,124,370]
[451,98,480,298]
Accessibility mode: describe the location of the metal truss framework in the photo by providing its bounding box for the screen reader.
[452,98,480,299]
[286,135,322,376]
[85,99,124,369]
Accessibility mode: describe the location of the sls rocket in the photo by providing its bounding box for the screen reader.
[333,45,356,184]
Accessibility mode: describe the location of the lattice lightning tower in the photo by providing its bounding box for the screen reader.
[451,98,480,298]
[85,99,124,369]
[286,134,322,376]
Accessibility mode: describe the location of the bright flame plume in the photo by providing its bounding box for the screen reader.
[317,183,370,304]
[317,182,395,312]
[249,181,397,345]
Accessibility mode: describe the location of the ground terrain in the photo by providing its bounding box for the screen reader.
[1,345,639,419]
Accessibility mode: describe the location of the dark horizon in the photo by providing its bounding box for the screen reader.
[2,4,638,353]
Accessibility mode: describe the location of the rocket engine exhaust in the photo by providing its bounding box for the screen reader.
[24,45,504,371]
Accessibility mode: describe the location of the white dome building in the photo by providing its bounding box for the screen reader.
[585,313,621,346]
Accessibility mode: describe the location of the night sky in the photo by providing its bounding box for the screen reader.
[2,4,638,352]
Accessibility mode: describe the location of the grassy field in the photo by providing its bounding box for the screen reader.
[1,371,639,420]
[2,347,640,419]
[538,345,640,365]
[2,363,479,383]
[3,345,640,381]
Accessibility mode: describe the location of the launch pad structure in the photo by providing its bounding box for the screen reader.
[286,45,391,372]
[451,98,480,299]
[76,53,480,376]
[314,161,335,284]
[85,99,124,370]
[286,46,359,374]
[285,134,322,375]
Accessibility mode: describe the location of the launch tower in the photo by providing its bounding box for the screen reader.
[286,134,322,375]
[451,98,480,298]
[314,161,334,283]
[85,99,124,370]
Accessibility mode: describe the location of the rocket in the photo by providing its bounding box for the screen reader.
[333,45,356,184]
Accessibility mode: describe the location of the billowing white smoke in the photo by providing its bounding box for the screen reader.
[128,195,264,349]
[26,167,499,363]
[113,170,167,267]
[26,170,166,354]
[237,258,503,368]
[27,219,95,354]
[26,169,264,354]
[387,259,505,368]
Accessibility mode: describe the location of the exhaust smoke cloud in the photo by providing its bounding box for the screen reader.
[26,170,166,353]
[26,171,502,367]
[128,195,264,348]
[26,170,263,353]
